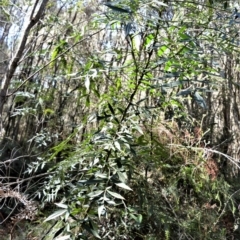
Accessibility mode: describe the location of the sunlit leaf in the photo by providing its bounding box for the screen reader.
[44,209,68,222]
[14,91,35,98]
[98,205,105,219]
[106,200,116,205]
[95,173,108,179]
[55,203,68,209]
[107,190,125,200]
[158,45,168,57]
[55,235,71,240]
[114,141,121,151]
[117,171,128,183]
[88,190,104,198]
[115,182,132,191]
[134,124,143,135]
[85,75,90,93]
[151,0,168,7]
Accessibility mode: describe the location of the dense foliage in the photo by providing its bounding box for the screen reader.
[1,0,240,239]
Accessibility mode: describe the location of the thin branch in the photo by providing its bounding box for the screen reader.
[7,28,106,97]
[1,0,49,95]
[1,172,51,186]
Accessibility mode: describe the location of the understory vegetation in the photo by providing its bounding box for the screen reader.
[1,0,240,239]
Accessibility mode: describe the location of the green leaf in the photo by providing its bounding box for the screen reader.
[14,91,35,98]
[158,45,168,57]
[107,190,125,200]
[55,235,71,240]
[82,220,101,239]
[117,171,128,183]
[108,103,115,115]
[86,95,90,107]
[53,227,65,239]
[78,179,104,185]
[155,1,168,7]
[129,213,143,224]
[134,124,143,135]
[194,92,207,109]
[177,87,193,96]
[137,214,143,224]
[106,199,116,205]
[44,209,68,222]
[179,32,191,40]
[130,213,143,224]
[114,141,121,151]
[115,182,132,191]
[98,205,105,219]
[85,75,90,93]
[88,190,104,198]
[55,203,68,209]
[104,3,132,13]
[208,0,213,5]
[114,117,120,124]
[43,108,55,115]
[95,173,108,179]
[144,34,154,47]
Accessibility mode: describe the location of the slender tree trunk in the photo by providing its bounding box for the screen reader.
[0,0,49,135]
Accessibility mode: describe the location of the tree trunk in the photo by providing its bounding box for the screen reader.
[0,0,49,136]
